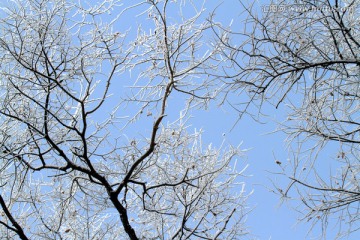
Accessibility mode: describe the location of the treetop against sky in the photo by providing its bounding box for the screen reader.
[0,0,359,239]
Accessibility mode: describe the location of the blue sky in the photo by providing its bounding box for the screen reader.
[106,1,359,239]
[207,2,360,239]
[106,1,340,239]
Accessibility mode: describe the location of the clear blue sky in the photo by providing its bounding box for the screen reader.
[181,2,358,239]
[95,0,358,239]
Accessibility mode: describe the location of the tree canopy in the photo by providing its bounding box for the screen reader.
[1,0,360,239]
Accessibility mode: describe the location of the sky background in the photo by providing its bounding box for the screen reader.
[183,2,357,239]
[104,0,359,239]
